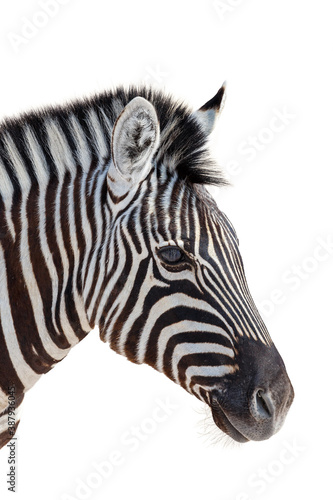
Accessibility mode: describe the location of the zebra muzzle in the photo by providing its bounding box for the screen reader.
[209,345,294,443]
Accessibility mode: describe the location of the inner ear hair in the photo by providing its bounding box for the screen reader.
[111,97,160,184]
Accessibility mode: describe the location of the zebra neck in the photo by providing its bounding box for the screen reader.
[0,164,113,397]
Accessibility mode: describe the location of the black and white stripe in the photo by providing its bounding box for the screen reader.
[0,84,291,448]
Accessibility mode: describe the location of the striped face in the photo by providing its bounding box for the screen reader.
[98,94,294,443]
[100,169,293,442]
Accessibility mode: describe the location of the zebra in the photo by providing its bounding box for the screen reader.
[0,83,294,449]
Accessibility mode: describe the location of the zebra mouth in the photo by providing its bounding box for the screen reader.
[211,399,249,443]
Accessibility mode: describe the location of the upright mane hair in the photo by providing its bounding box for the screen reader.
[0,86,228,188]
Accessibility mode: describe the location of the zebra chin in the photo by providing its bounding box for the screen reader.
[210,399,250,443]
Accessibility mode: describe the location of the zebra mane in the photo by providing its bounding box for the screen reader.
[0,86,228,187]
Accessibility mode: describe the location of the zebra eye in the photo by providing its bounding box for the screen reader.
[158,246,185,264]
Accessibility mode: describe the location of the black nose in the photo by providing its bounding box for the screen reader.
[250,388,275,421]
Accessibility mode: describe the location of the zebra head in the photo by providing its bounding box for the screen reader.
[99,85,294,443]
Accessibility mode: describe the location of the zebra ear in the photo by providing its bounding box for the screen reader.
[111,96,160,185]
[193,81,227,135]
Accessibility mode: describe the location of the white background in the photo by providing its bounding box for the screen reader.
[0,1,332,499]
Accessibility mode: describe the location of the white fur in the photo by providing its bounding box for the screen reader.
[45,118,76,176]
[111,97,160,186]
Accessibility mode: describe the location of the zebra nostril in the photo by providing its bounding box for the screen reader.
[252,389,274,420]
